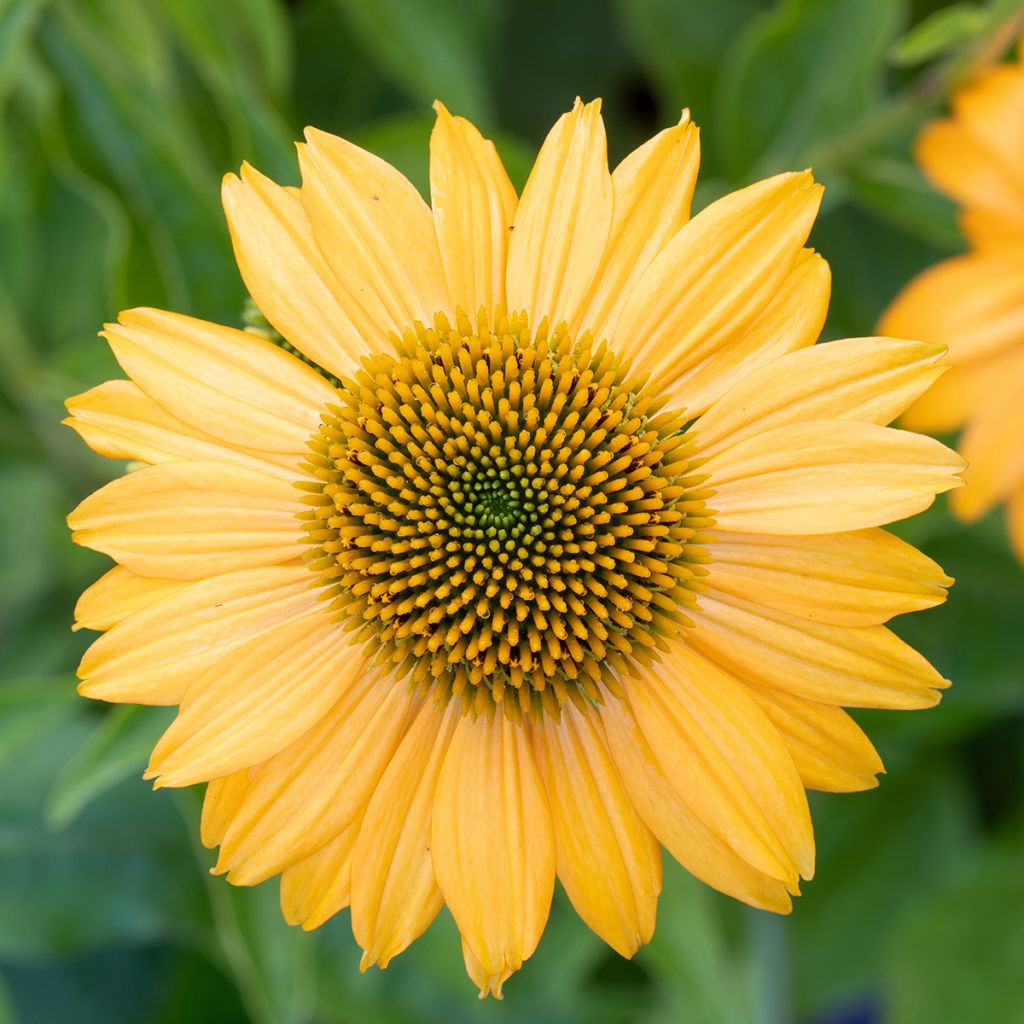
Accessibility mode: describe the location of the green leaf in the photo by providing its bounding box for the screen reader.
[847,156,962,250]
[789,761,976,1017]
[0,463,65,615]
[0,709,209,957]
[716,0,908,182]
[887,830,1024,1023]
[0,973,12,1024]
[333,0,496,124]
[0,679,79,771]
[202,873,319,1024]
[46,705,174,827]
[0,0,48,114]
[155,0,296,182]
[40,0,238,319]
[639,859,754,1024]
[612,0,762,130]
[889,3,991,67]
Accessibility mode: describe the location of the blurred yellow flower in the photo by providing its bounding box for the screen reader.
[882,35,1024,559]
[67,99,962,997]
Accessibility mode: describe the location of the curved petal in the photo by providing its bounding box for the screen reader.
[223,163,375,377]
[531,702,660,957]
[68,461,305,579]
[77,564,316,705]
[429,102,517,316]
[694,338,947,459]
[703,528,951,627]
[960,205,1024,249]
[703,420,964,535]
[950,374,1024,521]
[916,117,1024,218]
[578,112,699,341]
[901,344,1024,434]
[505,98,613,333]
[214,673,416,885]
[624,645,814,886]
[431,711,555,988]
[103,308,338,454]
[462,939,514,1000]
[880,252,1024,369]
[689,591,949,709]
[668,248,830,417]
[615,172,822,384]
[146,612,361,787]
[601,696,793,911]
[299,128,450,337]
[280,814,364,930]
[351,699,459,969]
[201,770,252,848]
[73,565,187,633]
[65,379,301,482]
[748,689,883,794]
[952,64,1024,173]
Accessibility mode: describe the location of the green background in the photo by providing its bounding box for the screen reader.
[1,0,1023,1021]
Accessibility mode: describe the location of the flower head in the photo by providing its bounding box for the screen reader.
[67,98,962,997]
[881,35,1024,559]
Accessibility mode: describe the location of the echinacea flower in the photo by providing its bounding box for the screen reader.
[881,35,1024,560]
[67,99,963,997]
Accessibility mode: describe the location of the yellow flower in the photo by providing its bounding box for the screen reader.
[881,35,1024,559]
[67,99,963,997]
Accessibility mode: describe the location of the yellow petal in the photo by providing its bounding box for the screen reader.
[689,591,949,709]
[147,612,361,787]
[68,461,304,580]
[279,814,364,930]
[950,374,1024,521]
[704,420,964,535]
[201,770,252,848]
[694,337,947,459]
[431,710,555,982]
[429,102,518,317]
[601,696,793,913]
[222,163,375,378]
[960,205,1024,250]
[351,699,459,969]
[578,112,699,341]
[215,673,416,885]
[616,171,822,386]
[704,528,951,627]
[669,248,830,417]
[916,117,1024,218]
[531,702,660,958]
[952,64,1024,176]
[299,128,450,336]
[103,308,338,454]
[77,564,316,705]
[880,252,1024,369]
[748,689,883,794]
[73,565,187,633]
[505,98,613,334]
[900,345,1024,434]
[462,938,514,1000]
[624,645,813,886]
[65,379,300,482]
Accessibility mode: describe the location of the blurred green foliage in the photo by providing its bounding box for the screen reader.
[1,0,1022,1022]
